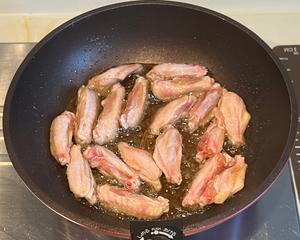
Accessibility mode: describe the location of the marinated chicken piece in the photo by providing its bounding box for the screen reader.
[188,87,223,132]
[182,153,235,208]
[219,90,251,145]
[66,145,97,204]
[93,83,125,145]
[149,95,196,135]
[196,114,225,163]
[50,111,75,165]
[88,63,143,92]
[83,145,141,191]
[118,142,162,191]
[97,184,169,219]
[151,76,214,101]
[146,63,207,81]
[74,86,100,145]
[120,76,148,129]
[199,155,247,207]
[153,126,182,185]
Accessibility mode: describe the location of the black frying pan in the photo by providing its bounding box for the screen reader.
[3,1,298,238]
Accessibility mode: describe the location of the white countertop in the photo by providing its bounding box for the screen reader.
[0,0,300,46]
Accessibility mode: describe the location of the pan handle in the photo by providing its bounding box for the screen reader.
[130,219,183,240]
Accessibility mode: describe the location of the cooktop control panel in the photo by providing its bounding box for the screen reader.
[274,45,300,200]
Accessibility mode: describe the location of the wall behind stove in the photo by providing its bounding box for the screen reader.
[0,0,300,45]
[1,0,300,14]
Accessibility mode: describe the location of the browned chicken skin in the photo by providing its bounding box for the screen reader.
[66,145,97,204]
[97,184,169,219]
[118,142,162,191]
[50,111,75,165]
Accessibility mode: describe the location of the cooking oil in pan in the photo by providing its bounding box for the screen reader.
[70,64,246,220]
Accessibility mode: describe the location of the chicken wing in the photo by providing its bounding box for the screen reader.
[182,153,235,208]
[196,114,225,163]
[120,76,148,129]
[153,126,182,185]
[74,86,100,145]
[151,76,214,101]
[188,87,223,132]
[146,63,207,82]
[50,111,75,165]
[88,63,143,92]
[198,155,247,207]
[118,142,162,191]
[83,145,141,191]
[66,145,97,204]
[219,90,251,145]
[93,83,125,145]
[97,184,169,219]
[149,95,196,135]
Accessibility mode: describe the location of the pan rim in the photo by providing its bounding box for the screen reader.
[3,0,298,238]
